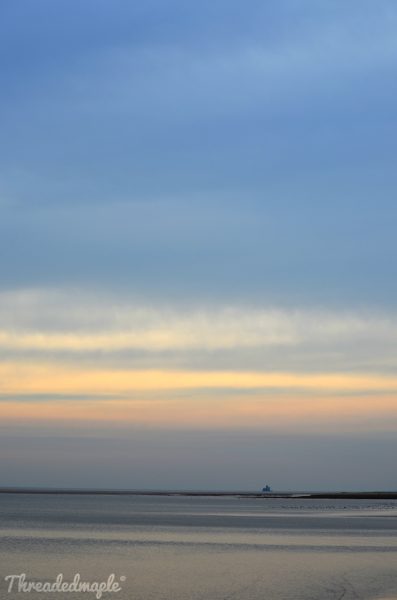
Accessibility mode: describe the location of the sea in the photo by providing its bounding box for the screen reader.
[0,493,396,600]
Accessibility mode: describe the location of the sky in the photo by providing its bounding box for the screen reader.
[0,0,397,491]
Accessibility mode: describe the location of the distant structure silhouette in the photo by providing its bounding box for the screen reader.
[262,484,272,492]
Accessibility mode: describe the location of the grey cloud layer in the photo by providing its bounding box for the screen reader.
[1,427,397,491]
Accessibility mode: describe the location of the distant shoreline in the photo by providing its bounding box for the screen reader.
[0,488,397,499]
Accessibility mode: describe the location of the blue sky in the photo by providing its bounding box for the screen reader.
[1,0,397,303]
[1,1,397,489]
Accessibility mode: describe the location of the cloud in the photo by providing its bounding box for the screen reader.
[0,289,396,357]
[0,383,396,435]
[1,362,397,396]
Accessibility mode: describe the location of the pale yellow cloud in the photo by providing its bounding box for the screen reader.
[1,362,397,395]
[0,327,293,352]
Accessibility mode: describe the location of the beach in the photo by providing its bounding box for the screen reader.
[1,492,397,599]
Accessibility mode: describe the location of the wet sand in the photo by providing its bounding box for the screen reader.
[0,487,397,499]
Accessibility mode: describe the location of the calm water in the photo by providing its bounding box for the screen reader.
[0,493,397,600]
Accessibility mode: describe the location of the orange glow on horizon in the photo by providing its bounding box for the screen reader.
[0,362,396,431]
[0,393,396,431]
